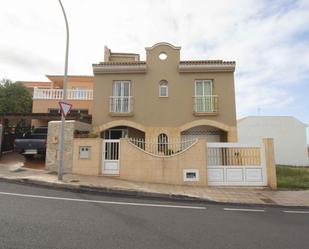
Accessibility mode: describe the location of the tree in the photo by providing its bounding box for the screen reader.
[0,79,32,113]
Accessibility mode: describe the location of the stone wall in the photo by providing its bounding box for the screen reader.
[46,120,92,173]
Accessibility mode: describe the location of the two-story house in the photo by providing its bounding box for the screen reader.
[92,42,237,143]
[50,42,277,188]
[23,75,94,127]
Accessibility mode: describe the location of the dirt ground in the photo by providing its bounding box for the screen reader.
[23,155,46,169]
[0,152,45,170]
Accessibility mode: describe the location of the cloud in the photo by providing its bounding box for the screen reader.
[0,0,308,128]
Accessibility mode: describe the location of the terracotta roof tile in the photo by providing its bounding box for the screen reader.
[93,60,235,66]
[93,61,146,66]
[180,60,235,65]
[45,75,94,78]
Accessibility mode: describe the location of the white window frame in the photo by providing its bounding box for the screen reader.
[195,80,213,96]
[112,81,131,113]
[195,80,214,112]
[105,128,128,139]
[113,81,131,97]
[159,80,168,97]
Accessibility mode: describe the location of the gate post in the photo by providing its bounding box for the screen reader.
[263,138,277,189]
[205,139,208,186]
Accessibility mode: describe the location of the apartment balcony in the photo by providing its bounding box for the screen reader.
[109,96,134,116]
[33,88,93,100]
[193,95,218,115]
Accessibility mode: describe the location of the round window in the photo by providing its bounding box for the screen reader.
[159,52,167,60]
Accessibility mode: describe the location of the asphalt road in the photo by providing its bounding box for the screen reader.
[0,181,308,249]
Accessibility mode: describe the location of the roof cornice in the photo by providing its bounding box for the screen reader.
[179,61,236,73]
[145,42,181,50]
[92,63,147,74]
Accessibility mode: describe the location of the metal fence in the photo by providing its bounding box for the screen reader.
[109,96,133,113]
[193,95,218,113]
[207,143,261,166]
[129,138,197,157]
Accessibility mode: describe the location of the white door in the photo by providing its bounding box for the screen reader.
[207,143,267,186]
[113,81,130,112]
[195,80,213,112]
[102,139,120,175]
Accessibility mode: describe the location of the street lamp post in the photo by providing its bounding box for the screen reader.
[58,0,69,180]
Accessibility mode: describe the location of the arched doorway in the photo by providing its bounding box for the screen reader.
[101,126,145,140]
[181,125,227,142]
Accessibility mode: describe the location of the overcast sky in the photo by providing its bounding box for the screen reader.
[0,0,308,141]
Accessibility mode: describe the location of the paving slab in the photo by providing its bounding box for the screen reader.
[1,152,309,207]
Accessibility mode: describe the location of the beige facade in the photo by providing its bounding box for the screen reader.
[92,42,237,142]
[119,138,207,186]
[72,138,207,186]
[70,137,277,188]
[45,43,278,188]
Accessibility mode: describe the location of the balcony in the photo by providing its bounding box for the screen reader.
[33,88,93,100]
[193,95,218,115]
[109,96,133,116]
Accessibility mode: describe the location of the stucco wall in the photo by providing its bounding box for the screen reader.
[238,116,309,166]
[119,138,207,186]
[32,76,93,114]
[70,137,276,188]
[72,138,101,176]
[93,44,237,130]
[32,99,93,114]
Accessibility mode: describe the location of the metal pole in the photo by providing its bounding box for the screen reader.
[58,0,69,180]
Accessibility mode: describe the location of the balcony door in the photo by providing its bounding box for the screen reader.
[113,81,130,112]
[195,80,213,112]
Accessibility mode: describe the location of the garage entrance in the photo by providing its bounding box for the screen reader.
[181,125,227,143]
[207,143,267,186]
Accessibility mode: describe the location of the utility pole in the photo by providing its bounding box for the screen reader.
[58,0,69,180]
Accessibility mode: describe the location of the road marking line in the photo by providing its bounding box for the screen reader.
[283,210,309,214]
[224,208,265,212]
[0,191,206,210]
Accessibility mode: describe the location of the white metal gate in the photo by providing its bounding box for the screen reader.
[102,139,120,175]
[207,143,267,186]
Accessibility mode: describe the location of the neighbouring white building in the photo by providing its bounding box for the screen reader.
[238,116,309,166]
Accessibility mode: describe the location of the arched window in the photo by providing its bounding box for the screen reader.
[158,133,168,153]
[159,80,168,97]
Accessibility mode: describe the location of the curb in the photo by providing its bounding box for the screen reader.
[0,176,202,203]
[1,176,309,209]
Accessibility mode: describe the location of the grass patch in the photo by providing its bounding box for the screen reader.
[276,165,309,189]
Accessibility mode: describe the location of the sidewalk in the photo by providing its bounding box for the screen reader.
[1,153,309,207]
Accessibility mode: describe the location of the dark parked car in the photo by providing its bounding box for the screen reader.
[14,127,48,159]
